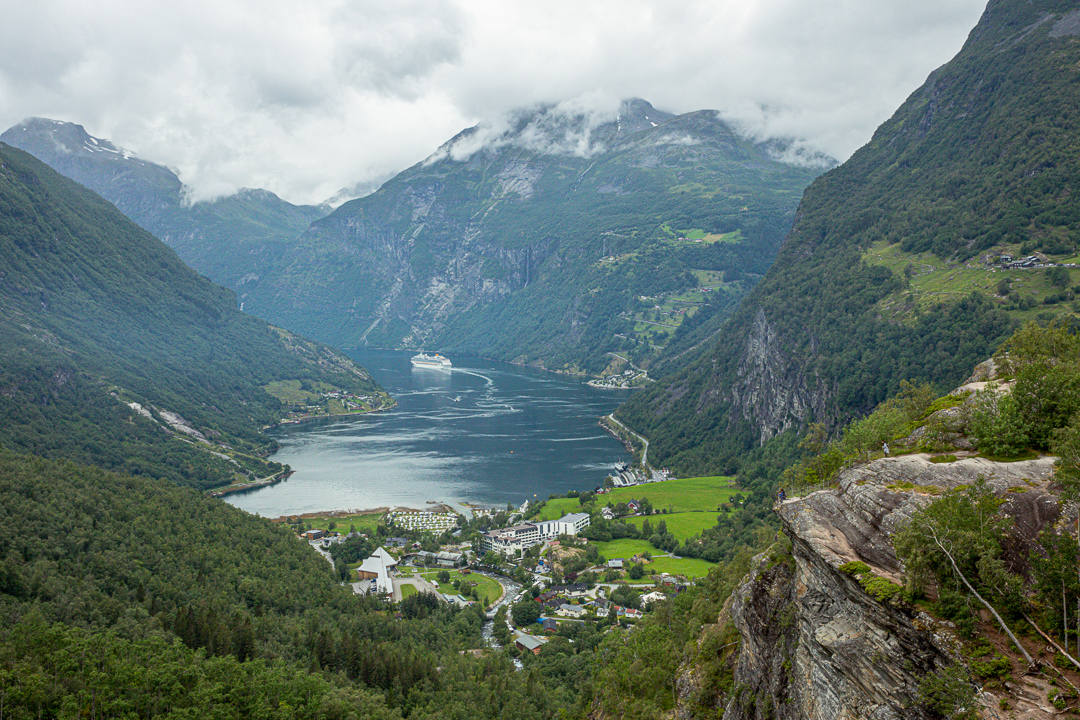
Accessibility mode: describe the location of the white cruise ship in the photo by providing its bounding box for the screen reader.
[410,352,452,369]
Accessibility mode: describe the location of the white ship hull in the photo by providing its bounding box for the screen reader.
[411,353,452,369]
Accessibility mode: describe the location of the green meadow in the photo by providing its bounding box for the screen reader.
[591,539,655,560]
[624,512,720,542]
[645,556,716,579]
[533,497,586,521]
[602,475,739,513]
[290,511,385,535]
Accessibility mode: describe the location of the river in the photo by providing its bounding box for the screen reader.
[225,349,633,517]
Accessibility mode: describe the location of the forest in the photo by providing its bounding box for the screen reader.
[0,443,782,719]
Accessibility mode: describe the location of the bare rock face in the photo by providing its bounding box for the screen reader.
[722,451,1062,720]
[727,309,832,445]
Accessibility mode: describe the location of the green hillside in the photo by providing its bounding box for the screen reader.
[0,142,390,490]
[617,0,1080,479]
[0,119,329,296]
[0,448,579,718]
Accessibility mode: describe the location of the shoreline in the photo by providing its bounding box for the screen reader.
[268,399,397,430]
[210,470,293,498]
[347,346,603,380]
[266,502,457,522]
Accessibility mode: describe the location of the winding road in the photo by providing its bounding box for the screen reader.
[605,413,655,475]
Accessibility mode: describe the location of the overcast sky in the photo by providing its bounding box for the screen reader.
[0,0,987,205]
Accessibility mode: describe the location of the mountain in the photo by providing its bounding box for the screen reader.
[0,118,329,298]
[614,0,1080,476]
[0,141,390,490]
[245,99,826,374]
[9,102,825,376]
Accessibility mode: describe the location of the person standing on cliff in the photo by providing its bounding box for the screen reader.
[882,442,889,457]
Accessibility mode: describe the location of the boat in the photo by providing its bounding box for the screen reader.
[411,352,452,369]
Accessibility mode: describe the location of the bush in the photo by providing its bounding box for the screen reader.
[918,666,977,720]
[970,655,1011,680]
[861,576,903,604]
[969,387,1029,457]
[839,561,871,576]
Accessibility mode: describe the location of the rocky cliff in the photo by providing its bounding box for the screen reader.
[719,382,1068,719]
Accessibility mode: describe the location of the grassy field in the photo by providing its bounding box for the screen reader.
[421,570,503,606]
[602,475,739,513]
[645,556,716,579]
[263,379,338,405]
[591,539,655,560]
[624,512,719,542]
[863,239,1080,322]
[400,584,418,599]
[292,512,385,535]
[532,498,585,521]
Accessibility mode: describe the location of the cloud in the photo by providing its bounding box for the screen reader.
[0,0,987,205]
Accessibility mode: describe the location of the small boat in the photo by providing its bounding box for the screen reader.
[411,352,452,370]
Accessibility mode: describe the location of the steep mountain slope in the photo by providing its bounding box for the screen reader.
[0,118,328,296]
[0,142,389,490]
[242,99,826,373]
[616,0,1080,475]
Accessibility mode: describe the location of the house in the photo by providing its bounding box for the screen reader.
[542,618,557,632]
[620,607,644,620]
[640,591,668,606]
[608,559,624,569]
[302,529,326,541]
[536,590,559,603]
[601,507,615,521]
[557,604,586,618]
[515,634,544,655]
[564,583,589,598]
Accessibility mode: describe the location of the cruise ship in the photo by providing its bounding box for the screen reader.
[410,352,452,369]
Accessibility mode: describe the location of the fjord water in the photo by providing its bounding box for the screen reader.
[226,350,632,517]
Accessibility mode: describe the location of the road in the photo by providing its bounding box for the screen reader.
[605,413,655,475]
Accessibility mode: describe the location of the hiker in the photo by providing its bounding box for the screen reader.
[882,442,889,457]
[778,488,786,502]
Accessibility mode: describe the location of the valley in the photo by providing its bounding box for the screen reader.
[5,0,1080,717]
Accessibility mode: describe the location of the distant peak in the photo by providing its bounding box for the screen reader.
[2,117,135,161]
[424,96,677,165]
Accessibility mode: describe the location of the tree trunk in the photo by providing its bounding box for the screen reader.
[1023,613,1080,673]
[930,530,1035,667]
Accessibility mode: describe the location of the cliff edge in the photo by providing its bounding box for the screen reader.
[723,422,1067,718]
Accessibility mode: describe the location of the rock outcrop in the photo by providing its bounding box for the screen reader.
[726,309,833,444]
[721,448,1061,720]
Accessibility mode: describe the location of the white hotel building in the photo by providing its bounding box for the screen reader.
[480,512,591,557]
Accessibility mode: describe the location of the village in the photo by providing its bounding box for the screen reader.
[288,473,736,652]
[266,381,390,425]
